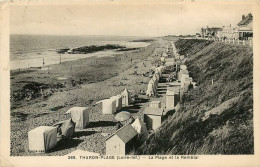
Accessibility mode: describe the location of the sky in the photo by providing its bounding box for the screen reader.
[10,0,254,37]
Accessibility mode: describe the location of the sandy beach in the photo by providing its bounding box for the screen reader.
[10,37,173,156]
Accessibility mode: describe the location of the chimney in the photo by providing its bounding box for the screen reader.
[242,15,245,19]
[248,13,253,19]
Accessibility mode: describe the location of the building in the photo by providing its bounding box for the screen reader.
[144,107,164,130]
[106,124,138,155]
[201,27,222,39]
[237,13,253,40]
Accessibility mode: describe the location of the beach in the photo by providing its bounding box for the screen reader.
[10,37,173,156]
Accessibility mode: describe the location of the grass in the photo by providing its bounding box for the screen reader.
[135,39,253,155]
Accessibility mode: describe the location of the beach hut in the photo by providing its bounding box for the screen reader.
[180,65,187,70]
[121,88,133,106]
[144,107,164,130]
[150,79,157,95]
[166,88,179,109]
[131,117,148,142]
[178,70,189,81]
[110,95,122,110]
[183,77,193,92]
[66,107,89,130]
[101,99,117,115]
[160,57,166,62]
[180,73,189,86]
[149,101,161,108]
[106,124,138,155]
[146,81,155,97]
[28,126,57,153]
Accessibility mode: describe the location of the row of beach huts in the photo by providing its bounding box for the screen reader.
[27,41,196,156]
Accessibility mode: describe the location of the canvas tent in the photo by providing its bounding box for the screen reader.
[110,95,122,110]
[121,88,133,106]
[101,99,117,115]
[28,126,57,153]
[66,107,89,130]
[146,81,155,97]
[131,117,148,142]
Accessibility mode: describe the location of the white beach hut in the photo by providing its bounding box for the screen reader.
[146,81,155,97]
[28,126,57,153]
[121,88,133,106]
[178,70,189,81]
[102,99,117,115]
[180,65,187,70]
[110,95,122,110]
[166,88,179,109]
[144,107,164,130]
[66,107,89,130]
[183,77,193,92]
[180,74,190,87]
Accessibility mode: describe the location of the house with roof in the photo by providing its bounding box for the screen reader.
[237,13,253,40]
[106,124,138,155]
[144,107,164,130]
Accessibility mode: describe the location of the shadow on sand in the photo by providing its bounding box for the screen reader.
[88,121,117,128]
[49,139,83,152]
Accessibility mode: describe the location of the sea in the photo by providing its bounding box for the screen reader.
[10,35,151,70]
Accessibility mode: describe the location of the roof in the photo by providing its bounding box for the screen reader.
[150,101,161,104]
[29,126,57,133]
[66,107,88,114]
[237,14,253,26]
[106,124,138,143]
[144,107,164,116]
